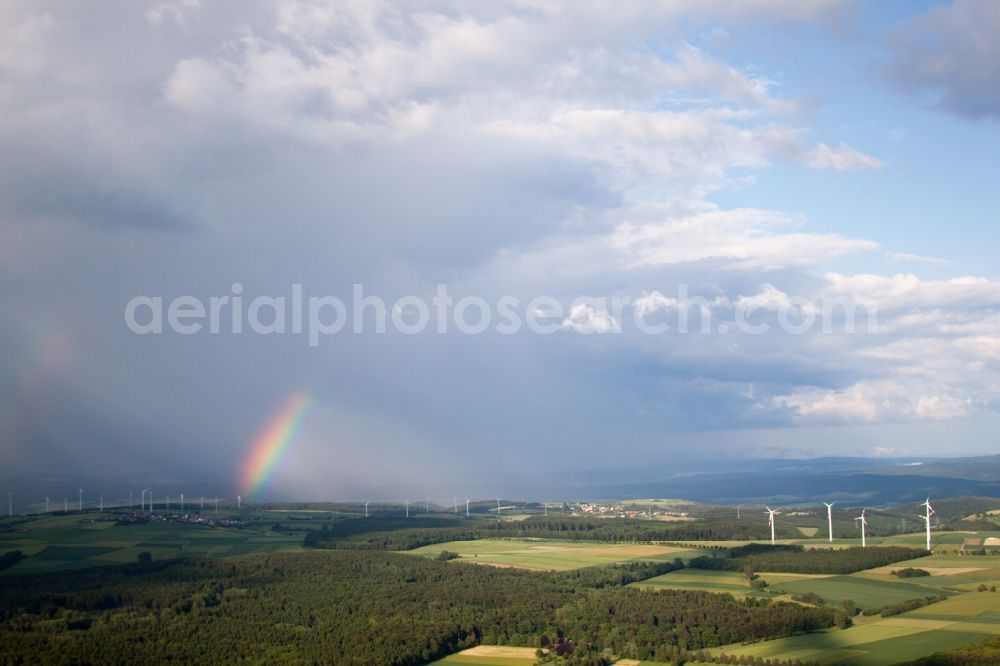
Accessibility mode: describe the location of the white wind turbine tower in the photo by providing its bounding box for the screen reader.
[98,495,104,512]
[237,495,241,509]
[404,500,410,518]
[200,497,205,511]
[78,487,84,512]
[365,501,370,518]
[465,498,470,518]
[920,498,935,551]
[63,498,68,512]
[766,506,780,545]
[496,498,501,519]
[180,493,184,511]
[855,509,868,548]
[45,497,50,513]
[823,501,836,542]
[453,498,458,514]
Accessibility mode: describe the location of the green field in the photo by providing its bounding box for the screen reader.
[703,554,1000,665]
[773,574,952,609]
[634,568,832,598]
[0,512,303,575]
[427,646,539,665]
[407,538,696,571]
[634,568,763,596]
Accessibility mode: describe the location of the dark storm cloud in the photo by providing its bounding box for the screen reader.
[2,1,998,499]
[885,0,1000,120]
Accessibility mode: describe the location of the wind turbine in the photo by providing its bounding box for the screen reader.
[200,496,205,511]
[180,493,184,511]
[78,487,84,512]
[214,497,219,513]
[543,502,547,517]
[425,497,429,513]
[63,498,68,512]
[854,509,868,548]
[465,498,470,518]
[453,498,458,514]
[766,506,779,545]
[365,501,370,518]
[166,495,171,510]
[496,497,501,519]
[920,498,935,551]
[237,495,241,509]
[98,495,104,512]
[404,500,410,518]
[823,501,836,542]
[45,497,50,513]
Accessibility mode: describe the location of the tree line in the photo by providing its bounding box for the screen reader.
[688,544,928,575]
[304,515,793,550]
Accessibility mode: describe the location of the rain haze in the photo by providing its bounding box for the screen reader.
[2,1,1000,503]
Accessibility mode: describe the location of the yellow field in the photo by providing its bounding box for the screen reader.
[428,646,540,665]
[407,539,693,571]
[865,566,987,576]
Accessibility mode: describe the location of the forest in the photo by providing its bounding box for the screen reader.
[688,545,928,575]
[0,550,842,665]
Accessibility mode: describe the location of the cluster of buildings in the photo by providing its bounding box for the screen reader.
[114,511,247,528]
[571,502,690,520]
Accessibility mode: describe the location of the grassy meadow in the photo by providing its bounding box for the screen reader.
[0,511,303,575]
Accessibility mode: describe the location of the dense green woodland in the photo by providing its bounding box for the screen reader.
[305,515,789,550]
[689,545,928,575]
[0,551,841,665]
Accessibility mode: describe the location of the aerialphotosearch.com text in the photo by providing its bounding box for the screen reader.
[124,283,878,346]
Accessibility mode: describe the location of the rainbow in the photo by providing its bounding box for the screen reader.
[240,392,312,498]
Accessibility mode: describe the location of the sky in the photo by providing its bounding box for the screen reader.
[1,0,999,500]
